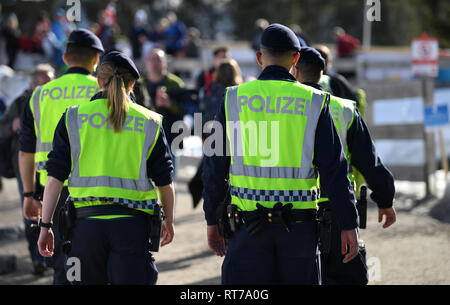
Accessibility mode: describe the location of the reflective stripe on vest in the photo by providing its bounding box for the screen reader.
[231,186,320,203]
[225,81,326,211]
[67,196,157,210]
[65,101,161,211]
[319,95,356,203]
[32,86,54,153]
[329,95,355,157]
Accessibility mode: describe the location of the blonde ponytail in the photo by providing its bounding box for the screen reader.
[98,63,135,132]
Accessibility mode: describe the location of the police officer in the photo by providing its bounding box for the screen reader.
[313,44,359,103]
[37,51,175,285]
[19,28,104,284]
[292,46,396,284]
[202,24,359,285]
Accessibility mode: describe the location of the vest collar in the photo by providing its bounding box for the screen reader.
[90,90,135,103]
[90,90,107,101]
[258,65,297,82]
[65,67,91,75]
[302,82,323,91]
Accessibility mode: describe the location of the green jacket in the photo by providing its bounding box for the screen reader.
[133,72,185,116]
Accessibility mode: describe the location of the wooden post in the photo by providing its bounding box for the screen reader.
[422,76,436,197]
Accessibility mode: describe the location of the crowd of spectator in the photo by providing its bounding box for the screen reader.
[0,4,200,75]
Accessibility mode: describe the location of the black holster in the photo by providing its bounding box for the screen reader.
[148,204,163,252]
[227,204,242,234]
[317,204,333,254]
[33,172,44,201]
[58,200,77,255]
[216,183,233,239]
[241,202,316,237]
[356,186,367,229]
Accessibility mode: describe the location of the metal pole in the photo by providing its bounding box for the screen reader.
[362,1,372,51]
[438,129,449,181]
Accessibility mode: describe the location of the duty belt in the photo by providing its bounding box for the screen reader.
[231,202,317,236]
[74,203,163,252]
[241,205,317,225]
[75,204,155,218]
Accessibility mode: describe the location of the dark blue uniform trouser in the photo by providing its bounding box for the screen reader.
[222,222,320,285]
[319,210,368,285]
[67,216,158,285]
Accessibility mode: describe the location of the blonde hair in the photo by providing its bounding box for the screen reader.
[215,58,243,87]
[97,63,135,132]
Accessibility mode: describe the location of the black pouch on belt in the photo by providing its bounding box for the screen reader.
[243,211,267,236]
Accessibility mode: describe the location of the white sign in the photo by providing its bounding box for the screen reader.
[411,33,439,77]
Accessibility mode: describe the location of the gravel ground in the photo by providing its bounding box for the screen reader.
[0,158,449,285]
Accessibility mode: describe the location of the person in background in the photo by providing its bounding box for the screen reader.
[133,48,185,171]
[50,8,74,70]
[195,46,230,95]
[313,44,359,103]
[188,58,243,209]
[1,13,20,68]
[96,1,119,52]
[0,64,54,275]
[164,12,186,56]
[333,26,360,58]
[129,9,149,60]
[148,17,169,49]
[179,27,201,59]
[251,18,269,52]
[31,12,51,54]
[290,23,309,47]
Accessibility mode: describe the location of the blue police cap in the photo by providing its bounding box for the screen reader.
[299,47,325,70]
[100,51,140,79]
[67,29,104,52]
[260,23,301,52]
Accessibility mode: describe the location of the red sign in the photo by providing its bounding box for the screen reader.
[411,33,439,77]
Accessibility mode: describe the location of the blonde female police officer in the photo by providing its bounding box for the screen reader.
[37,51,175,285]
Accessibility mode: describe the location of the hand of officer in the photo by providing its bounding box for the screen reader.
[160,219,175,247]
[38,228,54,257]
[341,228,358,263]
[207,225,226,257]
[378,207,396,228]
[23,197,42,221]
